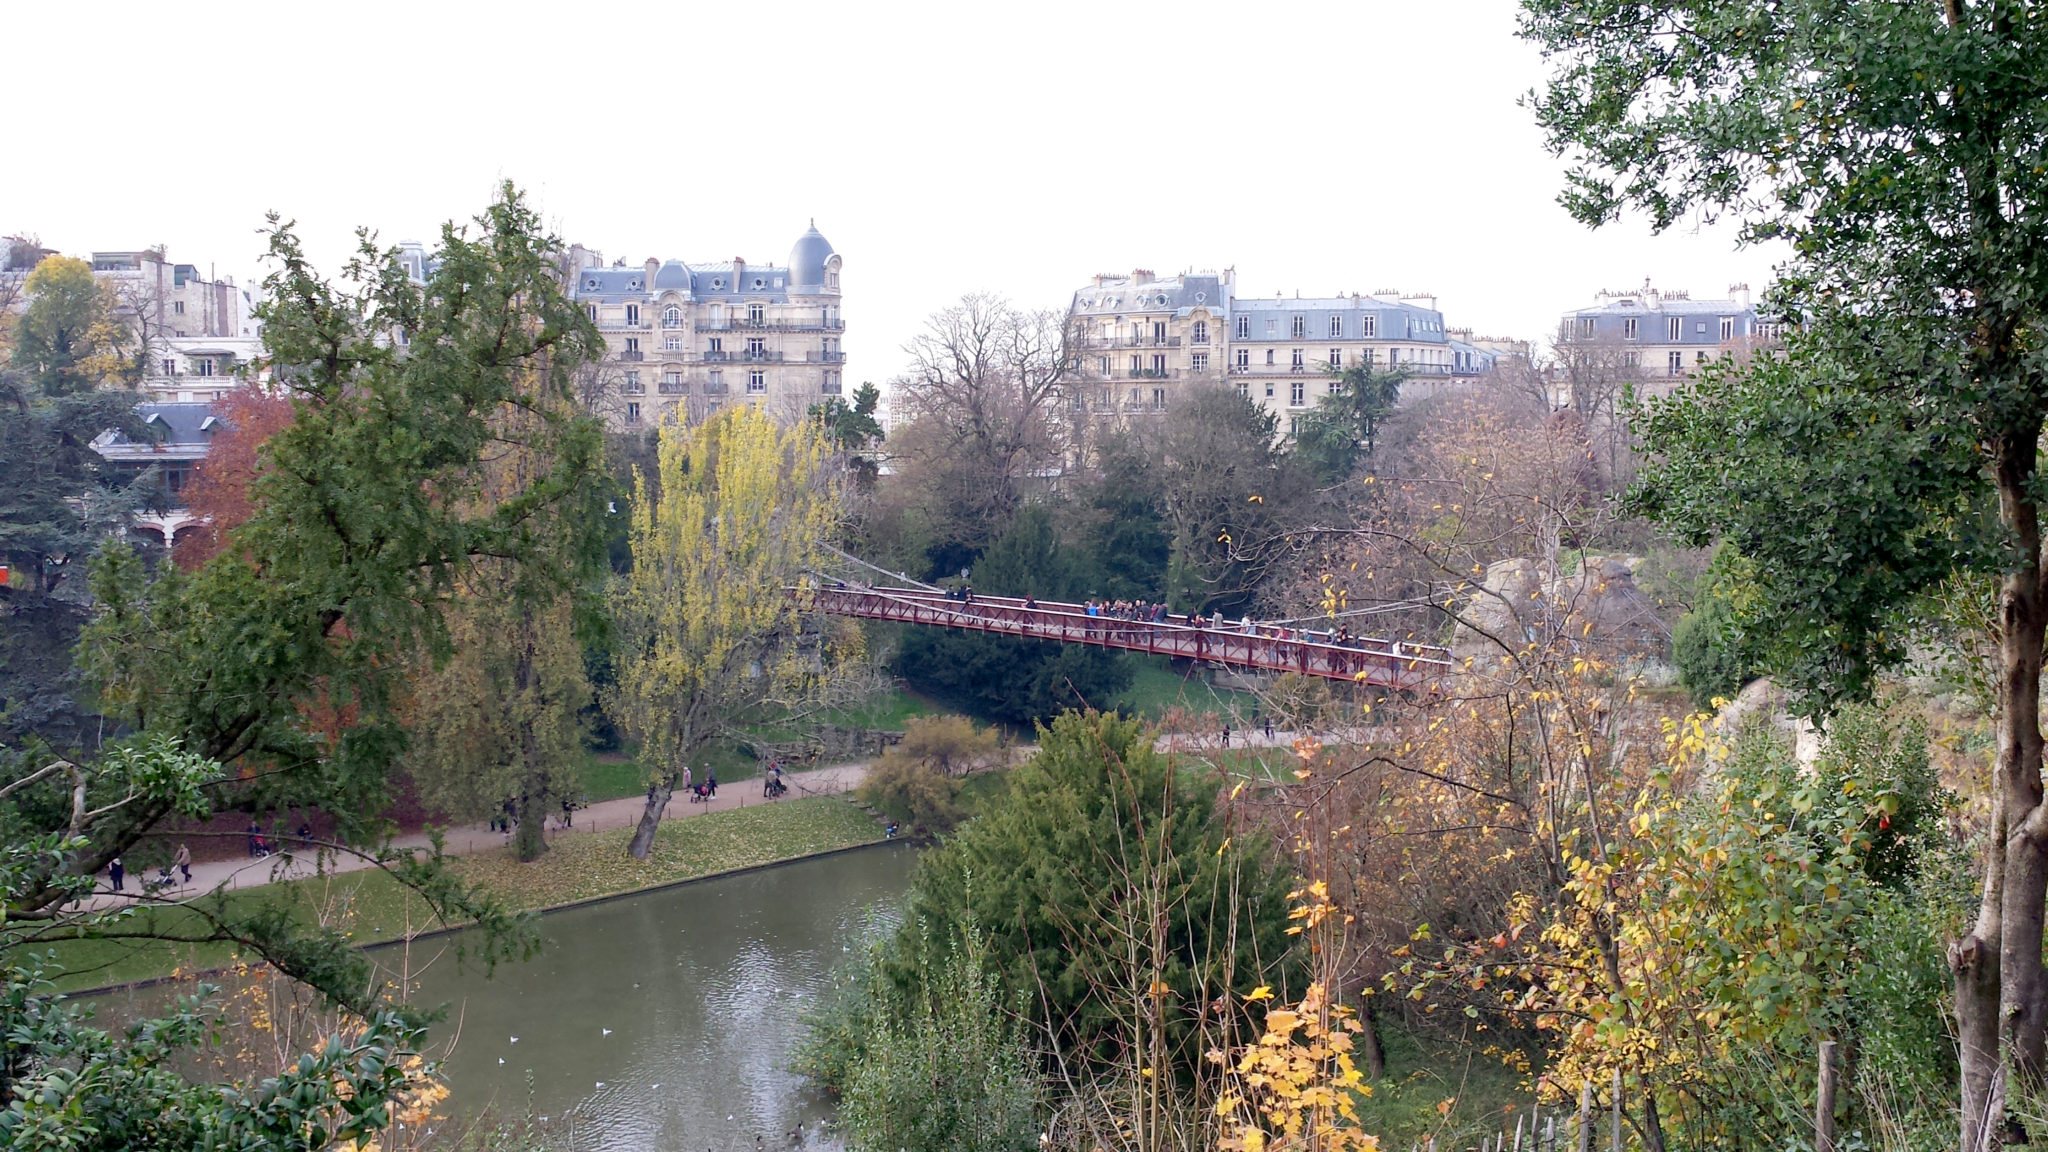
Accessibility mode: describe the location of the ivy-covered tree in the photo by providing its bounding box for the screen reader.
[1516,2,2048,1142]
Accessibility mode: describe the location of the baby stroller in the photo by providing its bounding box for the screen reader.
[689,783,712,804]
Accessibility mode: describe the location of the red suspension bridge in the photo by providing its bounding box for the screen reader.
[798,583,1450,689]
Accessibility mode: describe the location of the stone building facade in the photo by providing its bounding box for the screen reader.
[1558,282,1770,382]
[564,223,843,430]
[1063,269,1501,435]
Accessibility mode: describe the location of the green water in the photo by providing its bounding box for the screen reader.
[398,844,915,1149]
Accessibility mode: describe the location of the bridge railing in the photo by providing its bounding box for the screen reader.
[795,584,1450,688]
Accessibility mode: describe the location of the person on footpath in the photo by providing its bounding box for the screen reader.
[706,768,718,799]
[681,764,693,797]
[108,856,125,892]
[173,843,192,884]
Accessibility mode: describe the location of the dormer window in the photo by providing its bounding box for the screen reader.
[712,278,724,289]
[200,415,222,433]
[753,277,764,289]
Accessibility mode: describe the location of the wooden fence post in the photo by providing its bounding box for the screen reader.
[1578,1082,1593,1152]
[1816,1040,1838,1152]
[1611,1069,1623,1152]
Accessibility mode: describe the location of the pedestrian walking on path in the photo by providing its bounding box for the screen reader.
[174,843,192,884]
[108,856,125,892]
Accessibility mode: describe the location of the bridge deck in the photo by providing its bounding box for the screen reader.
[802,585,1449,688]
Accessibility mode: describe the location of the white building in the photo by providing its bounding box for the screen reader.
[564,224,844,430]
[1558,282,1771,381]
[1064,269,1502,435]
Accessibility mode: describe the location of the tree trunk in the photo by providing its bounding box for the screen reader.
[1639,1085,1666,1152]
[513,788,549,862]
[1358,997,1386,1080]
[627,771,677,860]
[1958,438,2048,1152]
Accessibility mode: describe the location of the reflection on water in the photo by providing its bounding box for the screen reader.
[398,844,914,1150]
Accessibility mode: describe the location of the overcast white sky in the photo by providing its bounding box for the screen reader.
[10,0,1780,381]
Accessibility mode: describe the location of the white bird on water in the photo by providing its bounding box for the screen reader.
[602,1027,613,1036]
[509,1036,520,1044]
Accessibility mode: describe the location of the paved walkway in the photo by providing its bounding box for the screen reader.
[85,761,872,908]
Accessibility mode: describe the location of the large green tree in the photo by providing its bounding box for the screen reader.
[1,256,146,600]
[1291,363,1404,484]
[899,711,1295,1078]
[1517,2,2048,1143]
[5,185,609,1046]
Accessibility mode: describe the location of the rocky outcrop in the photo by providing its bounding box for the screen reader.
[1450,553,1670,664]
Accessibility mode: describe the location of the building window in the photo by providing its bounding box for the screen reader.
[1329,348,1342,369]
[624,337,640,353]
[1697,351,1709,364]
[1290,349,1305,371]
[1130,355,1142,375]
[1667,316,1681,341]
[665,336,683,350]
[708,337,723,355]
[1098,356,1110,376]
[195,359,216,377]
[586,304,597,322]
[624,371,643,394]
[1151,354,1166,376]
[1152,387,1166,410]
[1720,317,1735,341]
[1623,317,1638,340]
[664,306,683,328]
[708,369,726,392]
[1290,381,1306,406]
[1328,379,1342,394]
[1265,349,1275,365]
[625,402,641,424]
[1190,352,1208,372]
[162,357,177,375]
[823,371,841,394]
[1578,317,1595,338]
[1361,348,1375,367]
[1265,382,1276,398]
[1388,348,1400,365]
[1152,320,1167,343]
[173,301,185,315]
[747,370,766,394]
[1192,320,1208,344]
[746,336,766,356]
[1668,351,1684,376]
[1234,348,1249,370]
[1328,314,1343,338]
[1235,315,1250,339]
[748,303,765,324]
[1291,315,1306,339]
[1361,315,1377,338]
[1266,319,1277,335]
[625,304,640,326]
[661,371,685,394]
[1289,415,1301,437]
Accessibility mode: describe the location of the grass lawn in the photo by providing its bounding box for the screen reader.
[45,796,885,994]
[1116,658,1259,720]
[1352,1021,1540,1147]
[825,683,942,730]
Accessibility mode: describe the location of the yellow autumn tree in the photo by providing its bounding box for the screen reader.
[610,404,867,858]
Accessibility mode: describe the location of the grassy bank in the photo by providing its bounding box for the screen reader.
[47,796,885,994]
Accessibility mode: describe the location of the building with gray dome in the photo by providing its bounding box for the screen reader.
[564,223,844,429]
